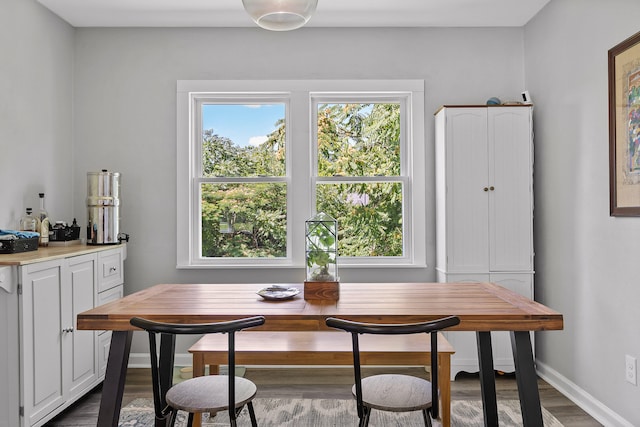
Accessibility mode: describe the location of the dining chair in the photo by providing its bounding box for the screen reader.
[325,315,460,427]
[130,315,266,427]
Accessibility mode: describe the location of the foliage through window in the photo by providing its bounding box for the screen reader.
[199,103,287,258]
[315,102,404,257]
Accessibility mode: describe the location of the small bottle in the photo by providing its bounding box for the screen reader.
[38,193,50,246]
[71,218,81,240]
[20,208,39,232]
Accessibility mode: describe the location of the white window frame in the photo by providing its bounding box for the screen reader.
[177,80,425,269]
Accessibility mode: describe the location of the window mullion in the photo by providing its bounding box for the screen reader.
[314,176,405,183]
[197,177,288,184]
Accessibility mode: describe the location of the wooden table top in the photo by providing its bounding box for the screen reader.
[77,282,563,333]
[77,283,563,331]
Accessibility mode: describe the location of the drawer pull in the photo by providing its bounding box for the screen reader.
[62,327,74,333]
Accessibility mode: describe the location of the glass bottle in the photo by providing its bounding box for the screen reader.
[38,193,50,246]
[20,208,39,233]
[71,218,81,240]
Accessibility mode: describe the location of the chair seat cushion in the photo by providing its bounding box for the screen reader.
[354,374,433,412]
[166,375,257,413]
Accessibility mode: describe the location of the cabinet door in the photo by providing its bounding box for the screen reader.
[20,260,65,426]
[488,107,533,271]
[63,254,98,400]
[0,266,20,427]
[444,108,490,272]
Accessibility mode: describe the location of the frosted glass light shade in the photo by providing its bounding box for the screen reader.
[242,0,318,31]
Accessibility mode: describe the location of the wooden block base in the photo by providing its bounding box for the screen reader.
[304,281,339,300]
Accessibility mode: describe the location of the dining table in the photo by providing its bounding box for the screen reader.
[77,281,563,427]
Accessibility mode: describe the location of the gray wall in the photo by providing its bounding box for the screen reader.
[71,25,527,365]
[72,27,526,291]
[525,0,640,425]
[3,0,640,425]
[0,0,74,227]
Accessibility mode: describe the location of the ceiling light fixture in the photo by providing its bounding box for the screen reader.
[242,0,318,31]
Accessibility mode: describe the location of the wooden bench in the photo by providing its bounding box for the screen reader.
[189,331,455,427]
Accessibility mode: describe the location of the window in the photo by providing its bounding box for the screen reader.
[199,101,288,260]
[177,80,425,268]
[313,98,406,263]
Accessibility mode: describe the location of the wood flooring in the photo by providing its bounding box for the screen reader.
[44,367,602,426]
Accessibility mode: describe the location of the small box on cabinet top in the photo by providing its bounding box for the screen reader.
[0,237,39,254]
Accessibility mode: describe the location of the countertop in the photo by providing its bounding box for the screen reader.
[0,243,126,266]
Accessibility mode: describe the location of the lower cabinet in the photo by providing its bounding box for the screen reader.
[437,272,534,380]
[20,258,68,426]
[0,245,125,427]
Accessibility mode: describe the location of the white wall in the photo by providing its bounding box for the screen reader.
[0,0,74,229]
[72,27,526,291]
[525,0,640,425]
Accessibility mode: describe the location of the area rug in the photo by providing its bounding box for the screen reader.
[118,398,563,426]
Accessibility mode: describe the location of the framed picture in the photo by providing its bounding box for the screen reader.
[609,30,640,216]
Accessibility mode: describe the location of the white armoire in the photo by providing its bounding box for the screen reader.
[434,105,534,379]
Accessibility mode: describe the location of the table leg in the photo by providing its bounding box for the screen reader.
[438,354,451,427]
[511,331,543,427]
[476,331,498,427]
[97,330,133,427]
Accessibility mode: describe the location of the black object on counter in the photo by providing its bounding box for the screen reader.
[0,237,39,254]
[49,219,81,242]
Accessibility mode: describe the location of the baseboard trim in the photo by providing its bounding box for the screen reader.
[536,360,634,427]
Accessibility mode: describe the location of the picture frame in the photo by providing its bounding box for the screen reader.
[609,30,640,216]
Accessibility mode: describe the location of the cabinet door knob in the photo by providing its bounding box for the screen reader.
[483,187,489,192]
[490,186,495,191]
[110,267,117,272]
[62,327,74,333]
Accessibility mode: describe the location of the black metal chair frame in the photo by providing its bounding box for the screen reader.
[130,315,266,427]
[325,316,460,427]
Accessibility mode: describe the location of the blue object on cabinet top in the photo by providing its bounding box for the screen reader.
[0,230,40,239]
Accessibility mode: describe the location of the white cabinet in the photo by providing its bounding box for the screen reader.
[66,255,101,399]
[20,259,67,426]
[435,105,534,379]
[0,245,125,427]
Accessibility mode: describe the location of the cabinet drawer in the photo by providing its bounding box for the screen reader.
[97,282,123,376]
[97,248,123,292]
[98,331,112,378]
[97,284,123,310]
[98,285,123,337]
